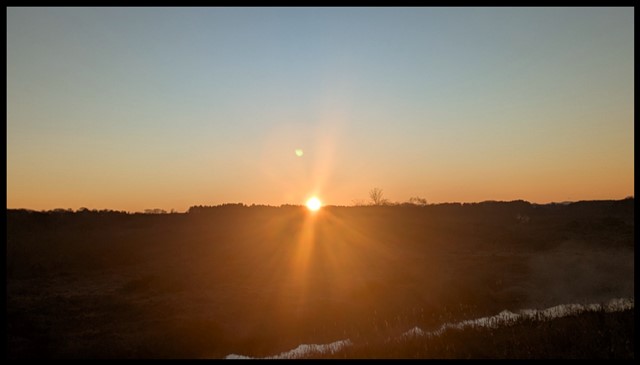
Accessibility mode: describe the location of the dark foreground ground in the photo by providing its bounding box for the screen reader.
[7,199,634,358]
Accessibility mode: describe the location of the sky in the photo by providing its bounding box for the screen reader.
[7,7,634,212]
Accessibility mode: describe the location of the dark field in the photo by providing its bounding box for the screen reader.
[6,199,634,358]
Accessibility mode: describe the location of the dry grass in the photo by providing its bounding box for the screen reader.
[7,199,634,358]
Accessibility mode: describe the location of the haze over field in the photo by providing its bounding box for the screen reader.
[7,7,634,212]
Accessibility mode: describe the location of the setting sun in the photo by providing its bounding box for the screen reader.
[306,197,322,211]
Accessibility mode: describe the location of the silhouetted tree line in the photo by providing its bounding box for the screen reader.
[186,203,299,214]
[188,203,248,214]
[9,208,131,216]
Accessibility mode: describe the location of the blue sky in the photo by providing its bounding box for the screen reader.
[7,7,634,211]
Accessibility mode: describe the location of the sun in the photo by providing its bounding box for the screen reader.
[306,197,322,211]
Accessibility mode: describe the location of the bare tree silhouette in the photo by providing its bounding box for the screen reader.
[369,188,388,206]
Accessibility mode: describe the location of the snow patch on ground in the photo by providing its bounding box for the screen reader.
[401,297,634,339]
[225,297,634,359]
[225,339,353,359]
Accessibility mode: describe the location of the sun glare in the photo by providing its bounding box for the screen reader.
[306,197,322,211]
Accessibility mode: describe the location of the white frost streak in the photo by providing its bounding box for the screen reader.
[402,297,634,339]
[225,297,634,359]
[267,339,353,359]
[225,339,352,360]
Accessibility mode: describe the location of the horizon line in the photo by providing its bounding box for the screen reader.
[6,196,634,214]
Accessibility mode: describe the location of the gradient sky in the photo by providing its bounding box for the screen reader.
[7,7,634,212]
